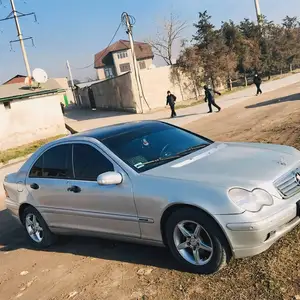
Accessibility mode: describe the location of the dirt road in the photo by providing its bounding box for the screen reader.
[1,83,300,300]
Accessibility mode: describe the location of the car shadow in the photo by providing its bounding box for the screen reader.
[0,209,181,271]
[245,93,300,109]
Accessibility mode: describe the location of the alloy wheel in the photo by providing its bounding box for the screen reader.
[173,220,213,265]
[25,213,44,243]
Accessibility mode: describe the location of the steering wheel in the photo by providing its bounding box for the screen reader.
[159,144,172,158]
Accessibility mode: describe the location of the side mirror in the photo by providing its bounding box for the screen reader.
[97,171,123,186]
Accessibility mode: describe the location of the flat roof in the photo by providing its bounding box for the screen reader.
[0,78,65,102]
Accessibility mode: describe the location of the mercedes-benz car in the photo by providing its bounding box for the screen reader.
[4,121,300,274]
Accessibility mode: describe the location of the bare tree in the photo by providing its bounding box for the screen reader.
[147,13,187,65]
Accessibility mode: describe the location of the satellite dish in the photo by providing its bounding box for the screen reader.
[24,76,32,86]
[32,68,48,84]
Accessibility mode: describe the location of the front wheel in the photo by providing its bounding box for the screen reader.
[165,208,231,274]
[22,206,56,248]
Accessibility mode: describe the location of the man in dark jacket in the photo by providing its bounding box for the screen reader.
[204,85,221,113]
[166,91,177,118]
[253,74,262,95]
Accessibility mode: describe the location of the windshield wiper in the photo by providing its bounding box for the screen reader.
[141,144,209,168]
[142,154,181,167]
[176,144,210,156]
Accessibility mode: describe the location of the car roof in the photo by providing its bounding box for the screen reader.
[70,120,166,141]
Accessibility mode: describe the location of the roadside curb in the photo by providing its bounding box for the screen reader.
[0,154,32,170]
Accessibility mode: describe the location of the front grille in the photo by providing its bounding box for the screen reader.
[274,169,300,198]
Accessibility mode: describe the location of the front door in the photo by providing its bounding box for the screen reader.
[64,142,140,238]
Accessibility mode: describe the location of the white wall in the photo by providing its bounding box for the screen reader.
[0,94,66,150]
[139,66,196,111]
[112,49,133,76]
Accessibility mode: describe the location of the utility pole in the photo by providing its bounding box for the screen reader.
[254,0,262,25]
[122,12,150,113]
[66,60,75,89]
[0,0,37,78]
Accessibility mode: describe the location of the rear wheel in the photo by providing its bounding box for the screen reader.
[165,207,231,274]
[22,206,56,248]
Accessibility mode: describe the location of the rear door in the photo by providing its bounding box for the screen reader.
[64,142,140,238]
[26,144,74,228]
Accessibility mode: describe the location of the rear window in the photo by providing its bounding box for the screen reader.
[29,144,73,179]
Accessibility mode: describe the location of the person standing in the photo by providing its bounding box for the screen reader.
[166,91,177,118]
[253,74,262,96]
[204,85,221,113]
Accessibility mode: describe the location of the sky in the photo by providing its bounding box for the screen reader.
[0,0,300,84]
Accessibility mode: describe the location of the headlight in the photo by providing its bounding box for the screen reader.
[228,188,273,212]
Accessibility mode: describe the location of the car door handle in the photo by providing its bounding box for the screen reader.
[67,185,81,193]
[30,183,39,190]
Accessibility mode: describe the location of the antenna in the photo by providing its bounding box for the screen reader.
[32,68,48,88]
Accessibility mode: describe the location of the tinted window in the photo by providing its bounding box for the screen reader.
[73,144,114,181]
[102,123,212,172]
[29,144,72,179]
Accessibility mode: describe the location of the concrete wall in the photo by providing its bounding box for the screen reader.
[139,65,196,111]
[78,73,137,112]
[80,65,200,113]
[0,94,66,150]
[54,77,75,105]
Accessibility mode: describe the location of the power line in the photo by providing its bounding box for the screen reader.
[0,0,37,78]
[121,12,150,113]
[71,22,122,70]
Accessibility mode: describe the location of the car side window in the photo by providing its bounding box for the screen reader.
[73,144,114,181]
[29,144,73,179]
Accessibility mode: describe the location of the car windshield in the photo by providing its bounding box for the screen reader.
[101,122,212,172]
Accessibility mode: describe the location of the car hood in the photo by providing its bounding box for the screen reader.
[144,142,300,190]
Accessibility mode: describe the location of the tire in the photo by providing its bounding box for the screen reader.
[21,206,56,248]
[165,207,231,274]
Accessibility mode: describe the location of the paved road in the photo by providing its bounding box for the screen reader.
[65,72,300,131]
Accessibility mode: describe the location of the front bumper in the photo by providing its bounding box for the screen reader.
[217,200,300,259]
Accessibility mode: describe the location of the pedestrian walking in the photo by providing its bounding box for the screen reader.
[166,91,177,118]
[253,74,262,95]
[204,85,221,113]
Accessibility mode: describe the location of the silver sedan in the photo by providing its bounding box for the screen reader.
[4,121,300,274]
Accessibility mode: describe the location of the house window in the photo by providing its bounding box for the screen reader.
[117,51,128,59]
[120,63,131,73]
[3,102,11,110]
[139,61,146,69]
[104,67,114,79]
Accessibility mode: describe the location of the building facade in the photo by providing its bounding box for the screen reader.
[94,40,154,81]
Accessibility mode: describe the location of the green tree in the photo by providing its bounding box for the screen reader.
[193,11,229,89]
[282,16,300,71]
[173,43,204,99]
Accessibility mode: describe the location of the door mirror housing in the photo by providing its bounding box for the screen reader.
[97,171,123,186]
